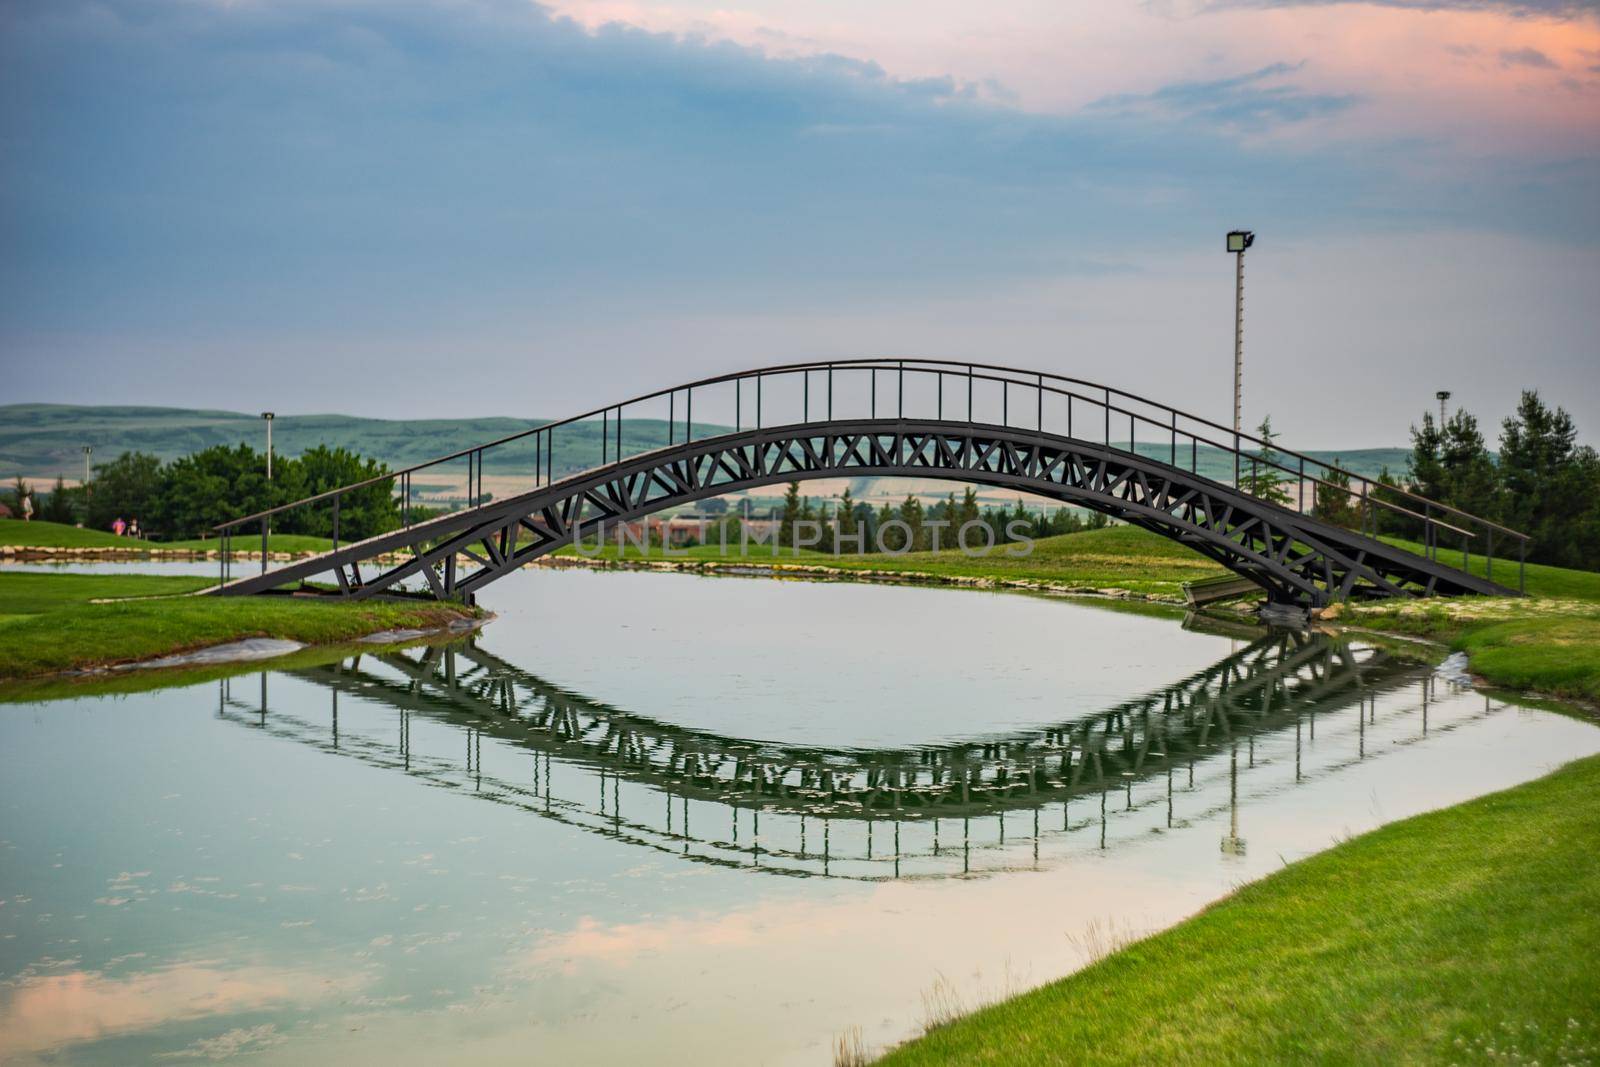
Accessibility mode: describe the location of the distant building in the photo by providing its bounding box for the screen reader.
[602,514,779,548]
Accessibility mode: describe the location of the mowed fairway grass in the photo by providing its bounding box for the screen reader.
[0,518,331,554]
[0,571,473,681]
[1380,534,1600,602]
[802,526,1223,597]
[883,754,1600,1067]
[563,525,1226,600]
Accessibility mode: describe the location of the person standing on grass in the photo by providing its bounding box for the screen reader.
[128,517,141,539]
[112,516,125,537]
[20,493,32,522]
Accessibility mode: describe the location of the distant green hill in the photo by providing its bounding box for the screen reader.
[0,403,1412,486]
[0,403,727,483]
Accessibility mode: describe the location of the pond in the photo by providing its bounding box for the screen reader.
[3,567,1597,1064]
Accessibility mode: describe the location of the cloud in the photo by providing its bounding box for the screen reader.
[1088,62,1360,130]
[1203,0,1598,17]
[0,0,1397,336]
[1499,45,1561,66]
[0,0,1594,433]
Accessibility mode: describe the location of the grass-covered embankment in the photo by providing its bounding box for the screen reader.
[1344,597,1600,703]
[0,518,331,555]
[882,753,1600,1066]
[557,526,1227,600]
[1380,535,1600,601]
[1339,541,1600,702]
[0,571,477,681]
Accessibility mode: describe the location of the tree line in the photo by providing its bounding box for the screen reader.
[769,483,1110,553]
[1302,391,1599,570]
[9,390,1593,568]
[11,444,400,542]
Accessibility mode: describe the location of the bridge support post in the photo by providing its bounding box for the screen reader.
[1259,601,1311,629]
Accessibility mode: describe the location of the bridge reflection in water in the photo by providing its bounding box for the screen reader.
[217,627,1497,881]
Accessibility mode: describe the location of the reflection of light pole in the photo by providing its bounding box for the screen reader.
[1226,230,1255,437]
[1221,743,1247,857]
[261,412,275,480]
[1435,390,1451,427]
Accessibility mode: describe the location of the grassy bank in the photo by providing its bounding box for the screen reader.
[1380,535,1600,601]
[1344,597,1600,703]
[883,753,1600,1066]
[0,571,476,681]
[0,518,331,555]
[1336,545,1600,702]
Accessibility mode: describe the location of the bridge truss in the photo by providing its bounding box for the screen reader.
[209,359,1526,606]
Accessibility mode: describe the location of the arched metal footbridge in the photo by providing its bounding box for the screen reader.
[208,359,1526,606]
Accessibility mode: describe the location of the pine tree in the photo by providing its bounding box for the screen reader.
[959,487,981,530]
[1408,408,1498,520]
[1241,416,1292,507]
[1311,466,1358,529]
[43,475,76,524]
[875,502,895,552]
[898,494,924,551]
[779,481,802,546]
[1010,498,1033,540]
[835,487,857,552]
[1370,465,1407,537]
[1499,391,1599,568]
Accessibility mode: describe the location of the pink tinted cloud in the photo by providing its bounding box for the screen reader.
[548,0,1600,152]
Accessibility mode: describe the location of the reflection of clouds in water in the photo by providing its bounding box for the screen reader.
[0,961,366,1060]
[519,897,851,974]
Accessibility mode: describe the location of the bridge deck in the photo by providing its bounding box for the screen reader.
[206,360,1524,607]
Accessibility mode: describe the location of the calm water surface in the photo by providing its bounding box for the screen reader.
[2,560,222,576]
[3,567,1597,1065]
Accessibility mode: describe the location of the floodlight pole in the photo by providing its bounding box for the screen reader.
[1436,390,1451,428]
[1234,250,1243,435]
[262,412,275,481]
[1226,231,1255,438]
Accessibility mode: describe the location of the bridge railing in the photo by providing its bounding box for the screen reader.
[212,358,1529,592]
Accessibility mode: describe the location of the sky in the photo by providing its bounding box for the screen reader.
[1,0,1597,448]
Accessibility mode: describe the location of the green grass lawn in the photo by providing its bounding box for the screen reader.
[882,753,1600,1066]
[1454,618,1600,702]
[805,526,1223,598]
[560,526,1226,600]
[1381,535,1600,602]
[157,532,332,553]
[1346,600,1600,703]
[562,526,1600,605]
[0,518,331,554]
[1,571,214,613]
[0,571,474,681]
[0,518,143,548]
